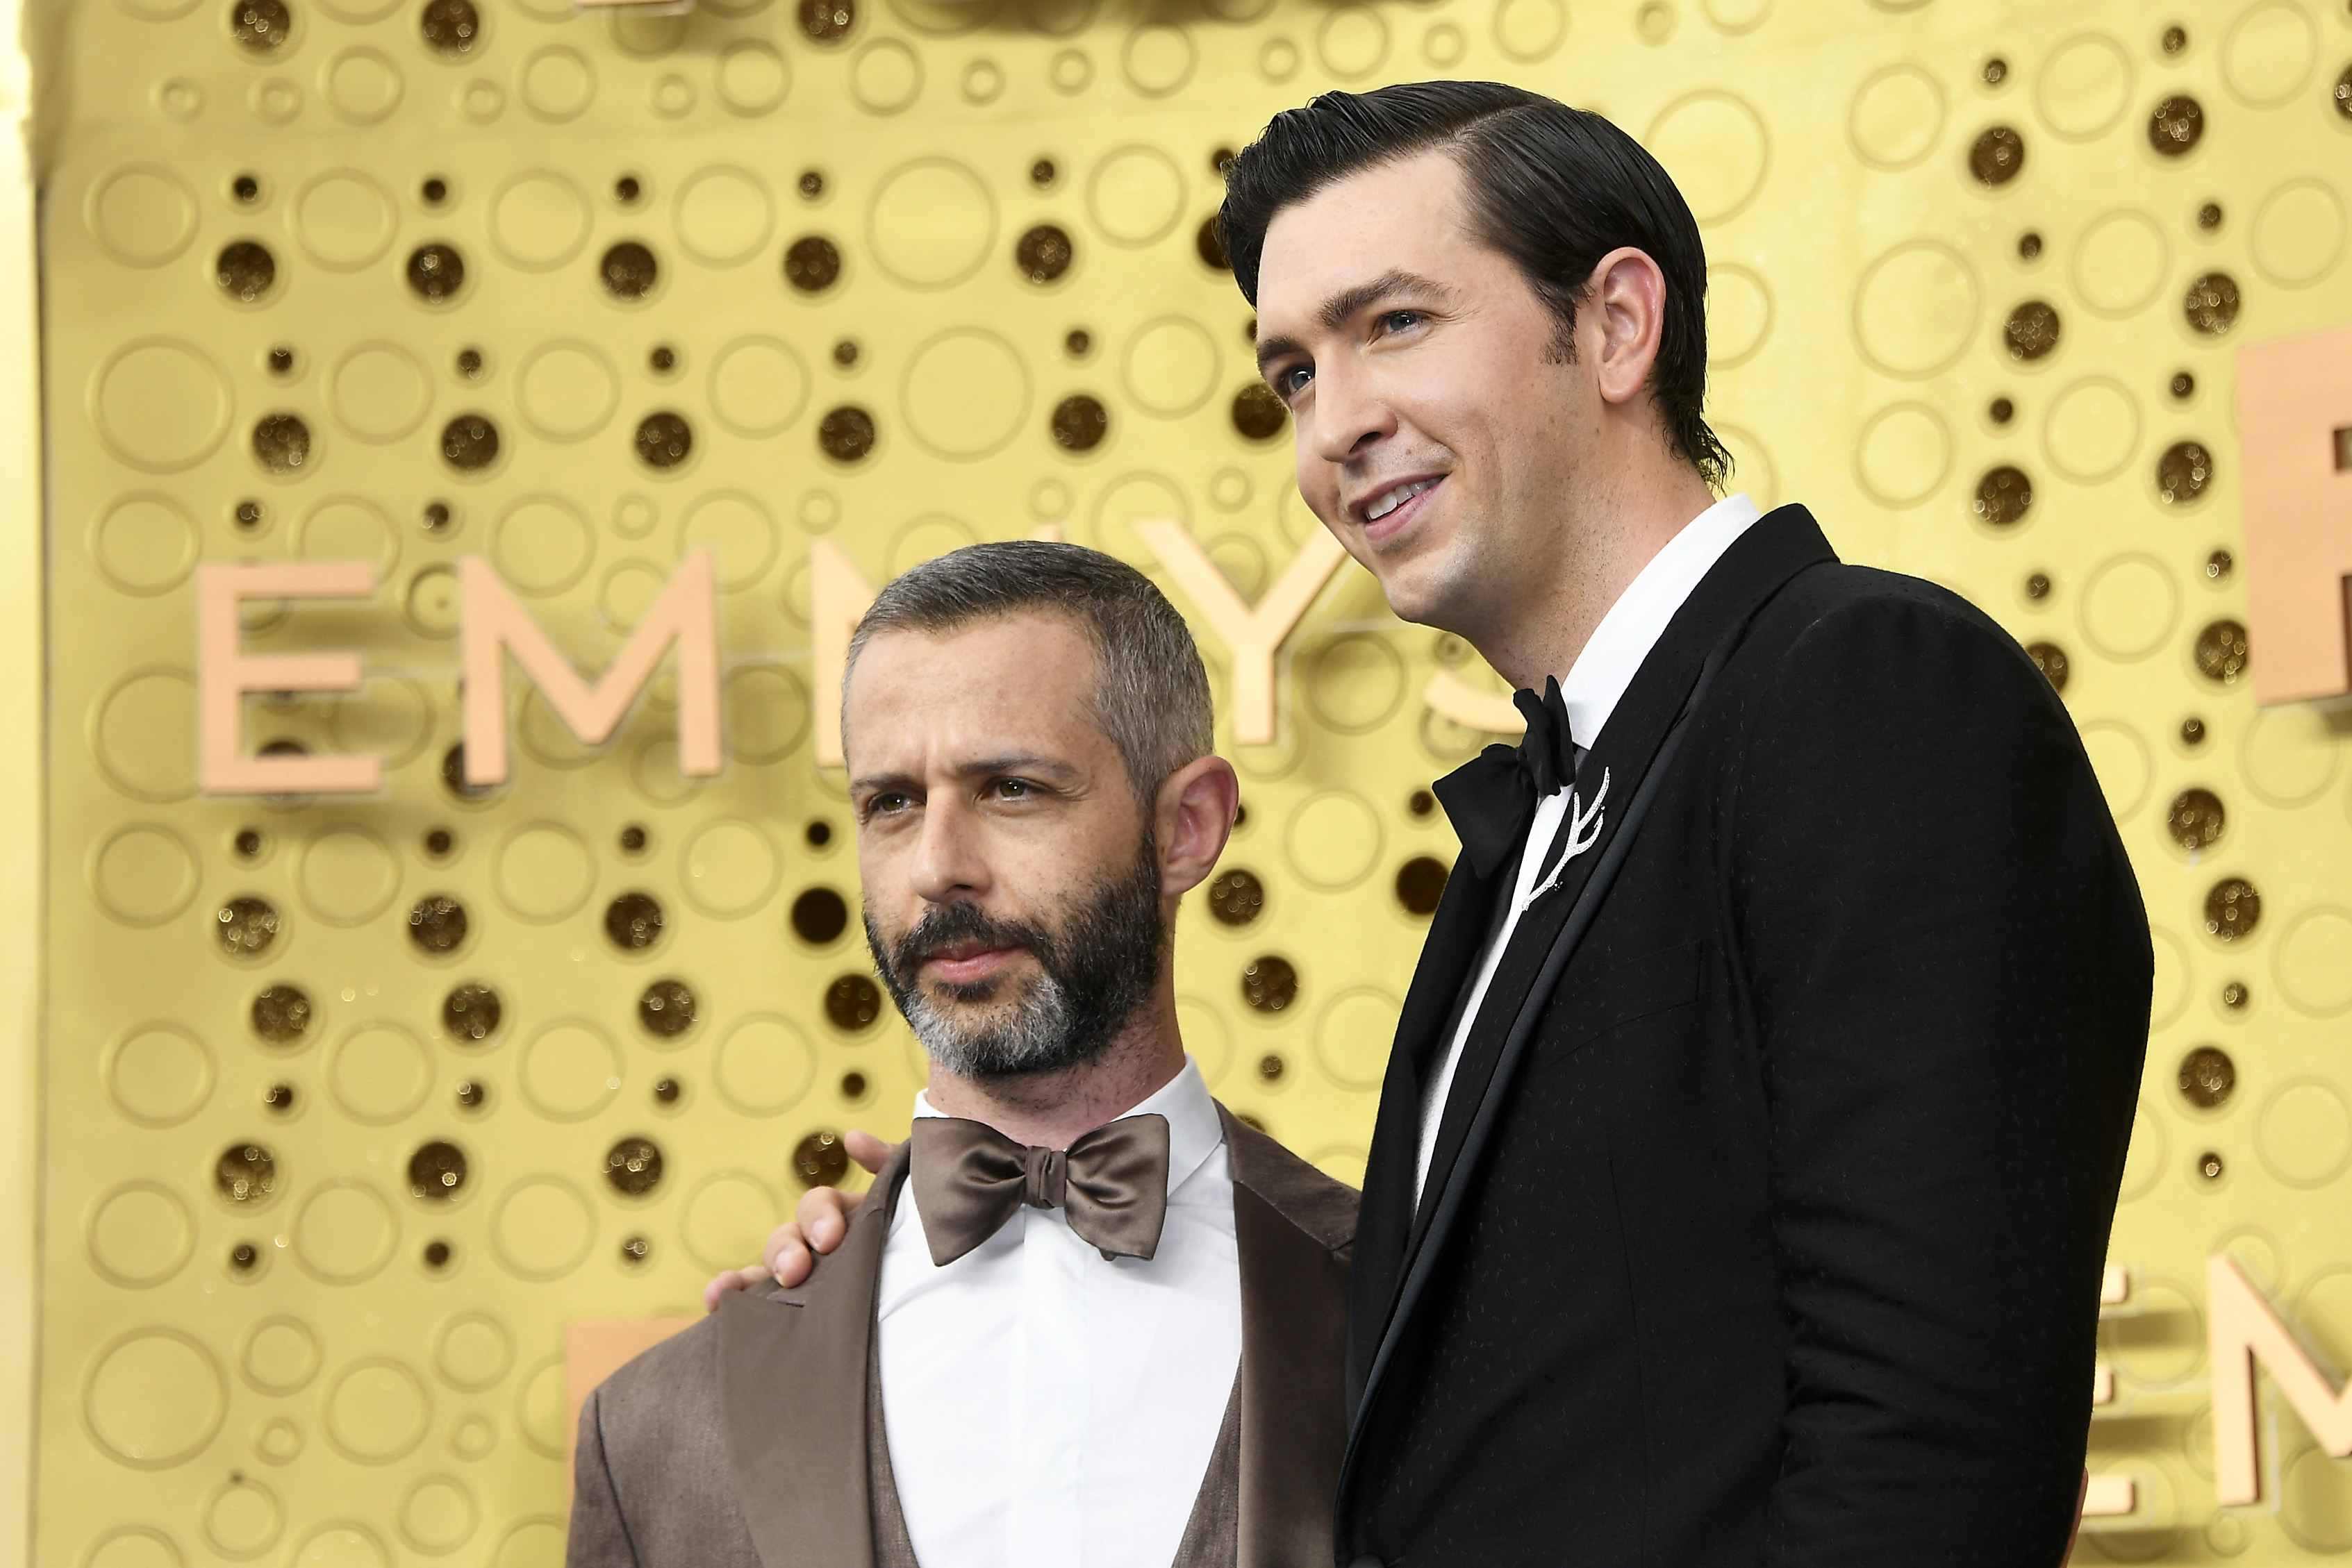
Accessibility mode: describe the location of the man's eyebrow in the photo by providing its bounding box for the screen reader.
[1254,269,1455,374]
[957,753,1084,785]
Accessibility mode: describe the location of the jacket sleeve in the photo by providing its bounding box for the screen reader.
[1726,586,2150,1565]
[566,1386,644,1568]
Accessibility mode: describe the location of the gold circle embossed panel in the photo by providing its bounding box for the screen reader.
[33,0,2352,1554]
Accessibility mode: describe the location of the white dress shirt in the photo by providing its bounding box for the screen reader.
[878,1056,1243,1568]
[1413,493,1764,1199]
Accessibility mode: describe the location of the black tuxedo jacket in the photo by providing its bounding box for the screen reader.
[1337,508,2151,1567]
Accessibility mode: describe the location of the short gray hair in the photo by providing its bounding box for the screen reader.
[843,542,1215,804]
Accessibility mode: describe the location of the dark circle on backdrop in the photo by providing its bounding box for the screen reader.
[799,0,854,41]
[818,406,877,462]
[2148,94,2203,156]
[408,1140,467,1201]
[784,236,843,292]
[216,896,281,958]
[2204,878,2260,942]
[1015,225,1074,283]
[1241,956,1298,1014]
[252,414,311,474]
[638,979,697,1037]
[1051,394,1109,451]
[1232,383,1286,440]
[1195,216,1229,270]
[440,413,499,470]
[790,887,850,944]
[600,242,659,299]
[825,975,882,1031]
[2178,1046,2234,1109]
[217,241,276,302]
[2003,301,2060,360]
[2183,272,2240,336]
[2167,787,2225,851]
[620,1235,652,1263]
[2026,642,2069,692]
[251,985,313,1044]
[442,981,502,1042]
[635,412,693,469]
[231,0,292,53]
[217,1144,276,1202]
[604,1137,664,1196]
[263,1082,296,1112]
[406,244,465,302]
[408,895,469,953]
[2193,619,2249,684]
[2156,442,2212,505]
[1395,856,1450,916]
[606,892,666,950]
[1969,126,2026,185]
[1973,466,2033,525]
[420,0,481,54]
[795,1131,850,1186]
[1204,869,1264,926]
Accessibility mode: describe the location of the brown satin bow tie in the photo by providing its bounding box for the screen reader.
[907,1114,1171,1267]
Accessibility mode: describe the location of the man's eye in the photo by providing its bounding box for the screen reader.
[1275,365,1314,398]
[868,792,911,817]
[994,779,1032,799]
[1380,310,1425,333]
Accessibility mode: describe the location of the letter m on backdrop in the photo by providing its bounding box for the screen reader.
[461,551,721,785]
[2238,324,2352,704]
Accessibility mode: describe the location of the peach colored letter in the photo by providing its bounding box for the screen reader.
[1134,521,1348,744]
[460,550,720,786]
[197,560,381,795]
[2208,1252,2352,1504]
[811,538,877,769]
[2237,324,2352,706]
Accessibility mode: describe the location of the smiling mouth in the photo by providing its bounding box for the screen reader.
[1361,476,1441,524]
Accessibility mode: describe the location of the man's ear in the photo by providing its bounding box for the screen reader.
[1154,755,1241,898]
[1587,246,1669,408]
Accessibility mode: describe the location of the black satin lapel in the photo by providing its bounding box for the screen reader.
[1347,831,1505,1405]
[1233,1167,1350,1568]
[718,1148,912,1568]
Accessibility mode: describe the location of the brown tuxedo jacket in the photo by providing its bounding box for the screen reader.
[568,1106,1357,1568]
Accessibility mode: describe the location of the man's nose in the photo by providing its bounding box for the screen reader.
[909,802,988,903]
[1308,359,1396,467]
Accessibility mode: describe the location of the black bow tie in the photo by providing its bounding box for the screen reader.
[1431,677,1580,879]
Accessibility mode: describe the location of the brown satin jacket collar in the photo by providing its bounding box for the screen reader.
[712,1103,1353,1568]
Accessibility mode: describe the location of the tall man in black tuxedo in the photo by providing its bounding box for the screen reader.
[715,82,2151,1566]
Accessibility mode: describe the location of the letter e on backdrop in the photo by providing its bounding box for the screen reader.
[2237,324,2352,706]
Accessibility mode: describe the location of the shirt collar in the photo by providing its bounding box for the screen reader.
[1557,492,1762,748]
[910,1053,1225,1198]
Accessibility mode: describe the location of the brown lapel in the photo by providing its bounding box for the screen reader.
[716,1147,914,1568]
[1221,1106,1356,1568]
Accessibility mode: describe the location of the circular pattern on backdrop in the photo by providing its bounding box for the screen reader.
[1848,65,1944,169]
[1119,317,1220,417]
[681,818,781,917]
[517,46,597,123]
[492,821,595,921]
[709,337,811,437]
[714,1015,818,1114]
[680,491,780,589]
[716,39,790,115]
[2075,719,2152,819]
[1086,147,1184,247]
[90,493,199,595]
[1852,242,1978,378]
[85,1182,194,1287]
[674,166,775,267]
[724,666,811,763]
[2277,908,2352,1017]
[83,1328,224,1467]
[286,1521,388,1568]
[514,341,618,442]
[2148,926,2190,1028]
[1492,0,1565,62]
[297,496,399,574]
[327,677,432,767]
[322,1358,431,1464]
[2256,1078,2352,1188]
[103,1024,213,1127]
[2221,0,2316,108]
[2251,179,2346,287]
[490,1177,594,1279]
[1283,790,1384,892]
[1706,264,1772,366]
[1314,987,1401,1089]
[2041,377,2140,483]
[1090,472,1189,562]
[1122,22,1195,96]
[868,159,994,285]
[322,47,403,124]
[2034,33,2132,142]
[239,1317,320,1399]
[326,342,431,443]
[290,171,396,270]
[91,339,231,472]
[292,1180,398,1284]
[487,171,590,270]
[2078,554,2177,662]
[2239,706,2343,807]
[490,494,595,596]
[519,1019,622,1120]
[86,165,197,265]
[1853,402,1951,507]
[2115,1100,2165,1201]
[295,826,399,924]
[1646,92,1769,224]
[395,1474,477,1555]
[1305,635,1406,733]
[849,39,925,113]
[1316,6,1387,77]
[682,1172,781,1271]
[201,1475,283,1558]
[432,1312,514,1391]
[88,824,199,925]
[2069,210,2169,317]
[900,329,1030,457]
[328,1023,433,1124]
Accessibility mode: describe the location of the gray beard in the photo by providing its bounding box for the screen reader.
[866,834,1166,1081]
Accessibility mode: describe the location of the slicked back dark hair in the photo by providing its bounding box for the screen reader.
[844,541,1214,806]
[1218,81,1730,487]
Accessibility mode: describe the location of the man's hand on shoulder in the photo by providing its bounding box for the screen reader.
[701,1131,897,1310]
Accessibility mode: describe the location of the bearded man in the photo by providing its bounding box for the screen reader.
[568,542,1355,1568]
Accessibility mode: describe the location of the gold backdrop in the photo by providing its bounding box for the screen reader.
[35,0,2352,1560]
